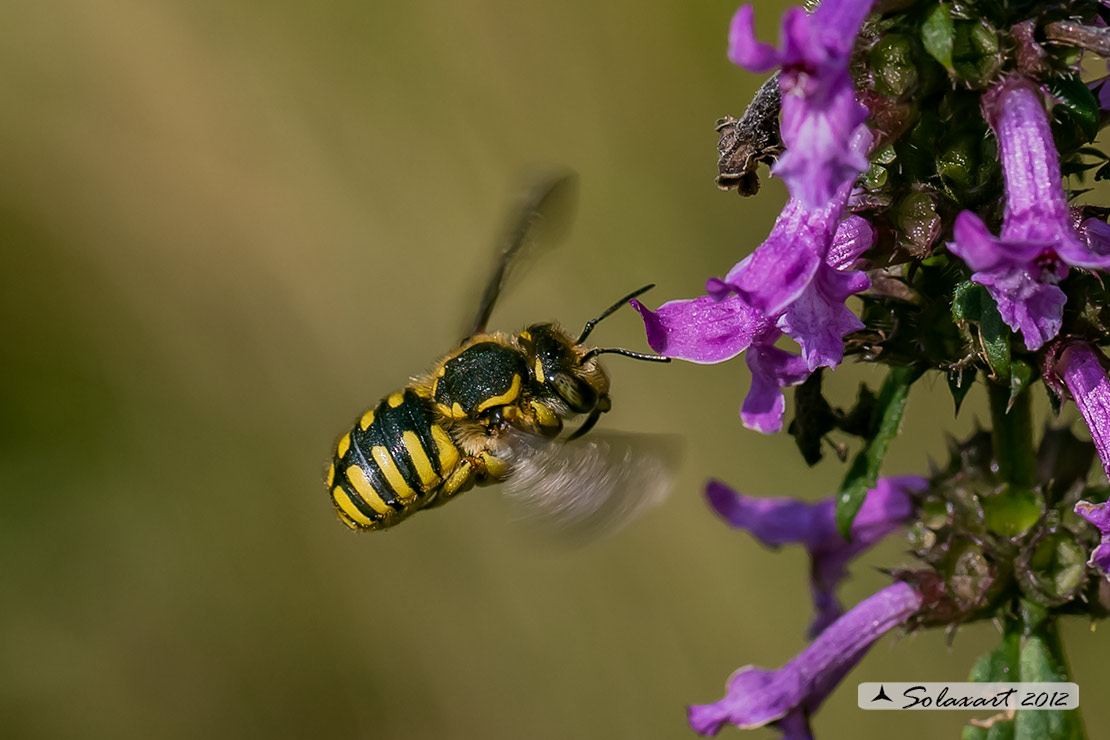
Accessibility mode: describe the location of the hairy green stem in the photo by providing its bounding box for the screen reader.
[988,383,1036,488]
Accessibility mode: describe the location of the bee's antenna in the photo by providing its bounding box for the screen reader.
[581,347,671,363]
[576,284,656,345]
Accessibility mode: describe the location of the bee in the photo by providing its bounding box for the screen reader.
[325,174,674,533]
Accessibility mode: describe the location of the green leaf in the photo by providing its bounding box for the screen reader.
[969,619,1020,682]
[963,619,1020,740]
[1046,74,1100,145]
[1078,146,1110,162]
[835,365,923,536]
[788,369,836,466]
[922,3,955,71]
[1015,614,1086,740]
[1009,360,1033,409]
[953,281,1011,380]
[947,366,977,415]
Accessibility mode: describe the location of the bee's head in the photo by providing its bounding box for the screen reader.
[518,323,608,414]
[516,285,670,440]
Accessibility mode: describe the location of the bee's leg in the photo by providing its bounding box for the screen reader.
[486,403,562,439]
[425,459,477,509]
[474,452,509,486]
[527,400,564,438]
[567,395,610,440]
[429,452,510,507]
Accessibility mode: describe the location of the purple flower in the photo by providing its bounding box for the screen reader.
[742,339,813,434]
[635,294,772,365]
[710,125,874,371]
[706,476,925,636]
[728,0,872,207]
[1055,341,1110,480]
[1077,212,1110,258]
[949,76,1110,350]
[1075,500,1110,576]
[633,204,873,434]
[776,244,871,372]
[688,581,922,737]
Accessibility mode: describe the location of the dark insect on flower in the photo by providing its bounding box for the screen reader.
[715,75,783,196]
[325,174,675,533]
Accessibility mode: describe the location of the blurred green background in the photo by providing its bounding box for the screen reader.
[2,1,1108,738]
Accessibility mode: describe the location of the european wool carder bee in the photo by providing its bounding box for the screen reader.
[326,174,674,532]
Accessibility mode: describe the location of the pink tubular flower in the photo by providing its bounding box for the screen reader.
[741,339,813,434]
[632,127,874,434]
[949,76,1110,350]
[706,476,925,636]
[1055,341,1110,480]
[688,581,922,737]
[727,0,873,207]
[632,211,872,434]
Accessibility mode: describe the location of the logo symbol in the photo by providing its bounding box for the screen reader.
[871,685,893,703]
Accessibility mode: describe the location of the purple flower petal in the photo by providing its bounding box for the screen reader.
[950,211,1046,274]
[1075,500,1110,575]
[984,78,1077,249]
[774,117,870,210]
[1057,342,1110,480]
[1065,218,1110,269]
[687,581,922,737]
[967,262,1066,352]
[706,476,924,635]
[634,137,871,425]
[949,76,1110,350]
[742,342,812,433]
[826,215,874,270]
[1074,217,1110,262]
[727,198,841,316]
[1091,68,1110,112]
[728,0,874,207]
[810,0,875,41]
[719,172,873,371]
[727,5,780,72]
[778,263,870,371]
[630,296,771,364]
[773,1,872,207]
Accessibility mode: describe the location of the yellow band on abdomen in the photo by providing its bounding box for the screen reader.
[332,485,376,527]
[402,431,440,490]
[371,446,417,499]
[344,466,393,515]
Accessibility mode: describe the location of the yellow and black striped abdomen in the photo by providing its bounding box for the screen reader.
[328,388,462,530]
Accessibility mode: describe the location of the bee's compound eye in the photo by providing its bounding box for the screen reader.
[551,373,596,413]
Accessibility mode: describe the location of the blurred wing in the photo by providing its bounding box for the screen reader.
[468,171,578,337]
[501,429,681,540]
